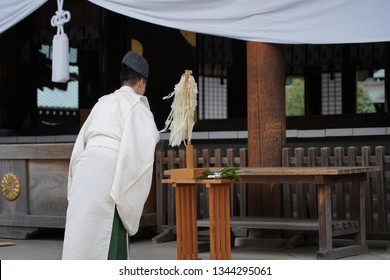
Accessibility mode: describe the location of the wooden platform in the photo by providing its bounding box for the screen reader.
[198,217,361,237]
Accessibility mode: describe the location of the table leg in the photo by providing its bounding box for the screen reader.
[317,178,368,259]
[174,184,199,260]
[354,180,366,245]
[207,182,232,260]
[317,183,332,259]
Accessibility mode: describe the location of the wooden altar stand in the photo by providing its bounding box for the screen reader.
[163,168,234,260]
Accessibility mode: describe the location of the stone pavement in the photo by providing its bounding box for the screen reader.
[1,229,390,260]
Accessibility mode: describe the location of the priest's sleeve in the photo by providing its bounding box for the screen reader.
[110,101,159,236]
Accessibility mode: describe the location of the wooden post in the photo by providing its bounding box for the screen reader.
[186,145,194,169]
[246,42,285,218]
[174,183,199,259]
[206,182,232,260]
[184,69,195,169]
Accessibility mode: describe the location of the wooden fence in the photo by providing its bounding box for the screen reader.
[282,146,390,240]
[154,146,390,242]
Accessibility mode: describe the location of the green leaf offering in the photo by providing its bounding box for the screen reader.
[194,167,240,180]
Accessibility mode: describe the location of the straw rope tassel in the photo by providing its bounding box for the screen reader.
[160,70,198,148]
[51,0,71,83]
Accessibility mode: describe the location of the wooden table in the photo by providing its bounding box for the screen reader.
[164,166,381,260]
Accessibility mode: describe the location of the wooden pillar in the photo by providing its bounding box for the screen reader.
[246,42,286,218]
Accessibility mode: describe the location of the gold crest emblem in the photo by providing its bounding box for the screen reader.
[1,173,21,201]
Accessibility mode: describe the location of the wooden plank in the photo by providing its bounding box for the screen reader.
[191,185,198,259]
[239,148,247,217]
[208,183,216,259]
[307,147,318,218]
[178,149,186,168]
[357,179,367,245]
[214,186,221,259]
[317,183,332,254]
[206,182,232,259]
[155,150,165,228]
[194,148,201,168]
[173,183,199,260]
[200,149,209,219]
[239,173,368,185]
[0,214,65,228]
[227,149,238,216]
[164,166,382,177]
[335,147,346,219]
[28,159,68,216]
[186,145,194,169]
[202,149,210,168]
[375,146,385,231]
[183,186,189,258]
[295,148,306,218]
[317,244,368,260]
[164,168,379,185]
[238,166,382,176]
[199,217,316,230]
[320,147,330,167]
[214,149,222,167]
[153,149,177,243]
[167,150,176,226]
[0,143,73,159]
[362,146,373,232]
[198,217,361,234]
[175,185,183,259]
[348,147,359,221]
[223,184,231,259]
[282,148,293,218]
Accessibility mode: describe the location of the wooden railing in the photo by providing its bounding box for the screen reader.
[154,146,390,241]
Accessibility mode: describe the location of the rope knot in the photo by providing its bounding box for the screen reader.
[51,0,71,35]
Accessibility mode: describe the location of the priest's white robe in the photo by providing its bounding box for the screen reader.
[62,86,159,260]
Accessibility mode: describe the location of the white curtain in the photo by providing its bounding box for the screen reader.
[0,0,47,34]
[88,0,390,44]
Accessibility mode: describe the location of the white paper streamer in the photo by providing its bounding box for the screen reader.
[160,71,198,147]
